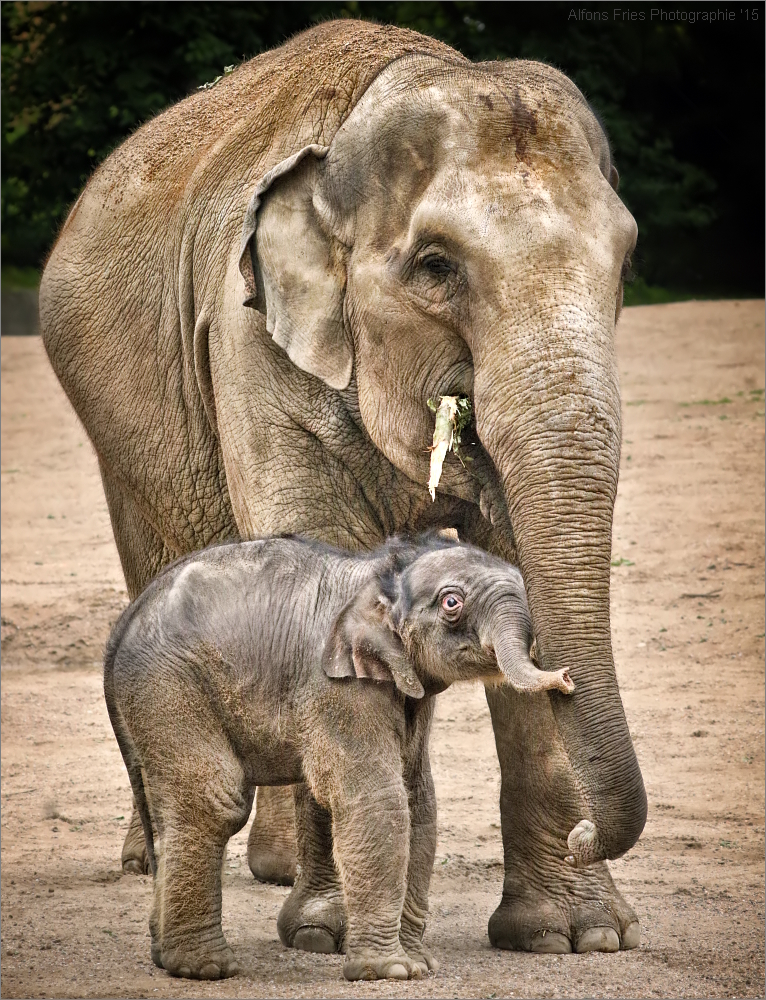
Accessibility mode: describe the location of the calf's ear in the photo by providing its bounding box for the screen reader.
[323,581,424,699]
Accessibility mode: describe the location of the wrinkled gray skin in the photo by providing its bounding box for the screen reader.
[105,534,573,981]
[40,21,646,956]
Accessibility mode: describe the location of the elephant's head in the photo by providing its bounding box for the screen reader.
[241,55,645,864]
[323,537,574,698]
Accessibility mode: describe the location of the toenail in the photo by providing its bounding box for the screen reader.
[530,930,572,954]
[388,963,409,980]
[574,926,620,953]
[621,921,640,950]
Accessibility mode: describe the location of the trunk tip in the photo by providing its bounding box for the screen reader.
[556,668,575,694]
[566,819,601,867]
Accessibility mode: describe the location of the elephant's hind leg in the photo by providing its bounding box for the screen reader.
[247,785,298,885]
[149,748,252,979]
[98,459,177,602]
[277,785,346,954]
[99,461,178,875]
[154,825,241,979]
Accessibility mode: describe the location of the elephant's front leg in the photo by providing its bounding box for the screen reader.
[485,685,641,954]
[399,753,438,975]
[277,784,346,953]
[332,779,423,982]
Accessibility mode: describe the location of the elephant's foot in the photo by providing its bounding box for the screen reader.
[158,935,239,980]
[121,804,150,875]
[401,940,438,976]
[399,913,438,976]
[483,684,642,956]
[247,786,297,886]
[488,857,640,954]
[277,877,347,954]
[247,839,296,886]
[343,947,423,982]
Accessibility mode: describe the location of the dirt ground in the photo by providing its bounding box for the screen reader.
[1,300,764,999]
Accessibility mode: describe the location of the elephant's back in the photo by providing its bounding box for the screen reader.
[54,21,467,245]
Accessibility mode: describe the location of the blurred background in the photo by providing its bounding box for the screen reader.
[2,0,763,333]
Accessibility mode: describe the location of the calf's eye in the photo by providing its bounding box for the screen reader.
[441,593,464,620]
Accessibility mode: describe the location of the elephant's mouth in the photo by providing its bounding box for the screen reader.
[421,415,518,561]
[422,394,514,531]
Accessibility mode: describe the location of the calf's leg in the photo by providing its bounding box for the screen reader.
[332,777,422,981]
[399,740,438,974]
[145,735,252,979]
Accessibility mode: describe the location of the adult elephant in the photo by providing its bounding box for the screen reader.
[40,20,646,956]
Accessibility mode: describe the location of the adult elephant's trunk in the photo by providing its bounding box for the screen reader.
[473,306,647,865]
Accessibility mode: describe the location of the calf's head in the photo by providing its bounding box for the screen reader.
[323,542,574,698]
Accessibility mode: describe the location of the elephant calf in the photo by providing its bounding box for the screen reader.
[104,533,573,982]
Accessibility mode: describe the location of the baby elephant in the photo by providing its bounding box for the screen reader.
[104,534,573,982]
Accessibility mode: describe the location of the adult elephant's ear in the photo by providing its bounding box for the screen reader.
[323,580,424,699]
[239,144,353,391]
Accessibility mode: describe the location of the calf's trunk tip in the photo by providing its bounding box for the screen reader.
[492,621,576,696]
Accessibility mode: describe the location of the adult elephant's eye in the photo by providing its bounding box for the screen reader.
[441,592,464,621]
[408,244,462,306]
[421,253,454,279]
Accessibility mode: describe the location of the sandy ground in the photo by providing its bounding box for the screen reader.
[1,300,764,999]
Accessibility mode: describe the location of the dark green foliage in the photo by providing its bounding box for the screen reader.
[2,1,763,299]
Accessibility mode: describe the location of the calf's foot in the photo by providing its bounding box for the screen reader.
[343,947,423,982]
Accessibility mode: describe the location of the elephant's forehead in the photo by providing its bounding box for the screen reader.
[328,56,612,252]
[407,546,522,593]
[345,54,601,172]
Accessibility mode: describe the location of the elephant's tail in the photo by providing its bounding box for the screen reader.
[103,603,157,876]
